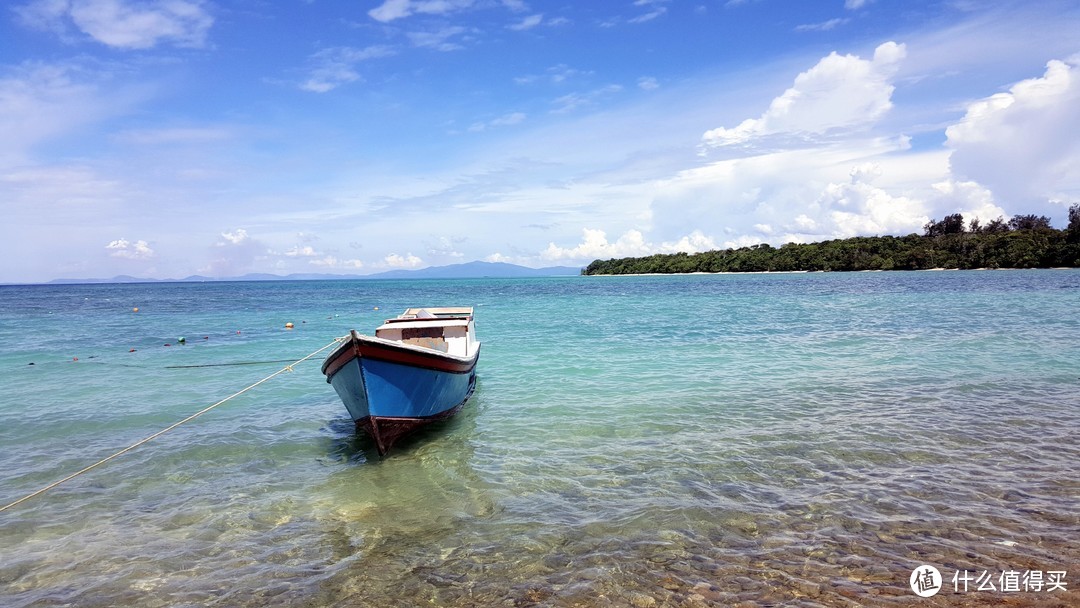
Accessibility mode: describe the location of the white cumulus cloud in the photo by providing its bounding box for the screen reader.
[816,175,927,239]
[285,245,319,257]
[541,228,650,261]
[648,135,950,249]
[928,180,1007,224]
[383,252,423,268]
[105,238,154,259]
[657,230,718,254]
[702,41,906,147]
[218,228,249,245]
[541,228,719,263]
[945,56,1080,217]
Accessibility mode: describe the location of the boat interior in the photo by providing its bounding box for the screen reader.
[374,308,476,356]
[398,307,473,320]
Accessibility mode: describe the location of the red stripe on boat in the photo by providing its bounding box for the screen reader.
[358,339,477,374]
[322,334,478,379]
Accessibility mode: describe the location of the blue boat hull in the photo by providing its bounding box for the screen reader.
[322,332,479,455]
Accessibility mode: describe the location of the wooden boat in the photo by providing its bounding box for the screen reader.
[321,307,480,456]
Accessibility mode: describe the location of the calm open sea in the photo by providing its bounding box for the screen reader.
[1,271,1078,607]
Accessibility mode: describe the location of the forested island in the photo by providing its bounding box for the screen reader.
[583,206,1080,275]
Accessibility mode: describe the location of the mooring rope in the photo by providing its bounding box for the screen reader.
[0,337,344,514]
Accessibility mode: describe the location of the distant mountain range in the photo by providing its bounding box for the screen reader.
[44,261,582,285]
[364,261,581,279]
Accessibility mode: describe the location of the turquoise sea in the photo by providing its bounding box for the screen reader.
[1,271,1077,607]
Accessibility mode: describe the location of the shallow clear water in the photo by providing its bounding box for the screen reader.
[1,271,1077,607]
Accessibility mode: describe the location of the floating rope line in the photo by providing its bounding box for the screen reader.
[0,337,344,514]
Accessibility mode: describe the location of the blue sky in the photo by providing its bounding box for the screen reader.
[2,0,1079,282]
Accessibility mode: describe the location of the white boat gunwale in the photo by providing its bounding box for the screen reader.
[321,307,479,378]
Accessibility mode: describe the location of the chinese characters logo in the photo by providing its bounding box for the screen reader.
[909,565,1069,597]
[910,565,942,597]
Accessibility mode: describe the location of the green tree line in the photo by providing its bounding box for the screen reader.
[582,205,1080,275]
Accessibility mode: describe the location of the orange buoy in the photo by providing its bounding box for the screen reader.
[133,307,139,312]
[285,322,294,329]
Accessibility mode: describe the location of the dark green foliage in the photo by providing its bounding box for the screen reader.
[582,210,1080,275]
[1008,214,1052,231]
[1067,204,1080,244]
[924,213,965,237]
[983,217,1010,233]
